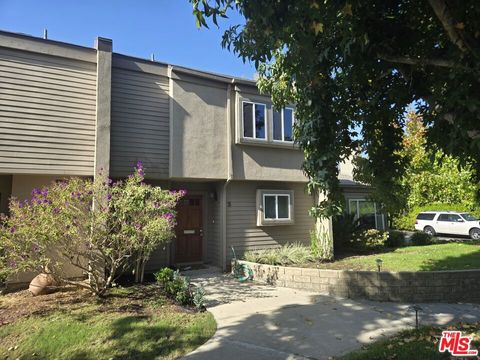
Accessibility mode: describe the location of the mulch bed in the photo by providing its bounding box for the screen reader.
[0,286,92,326]
[0,284,187,327]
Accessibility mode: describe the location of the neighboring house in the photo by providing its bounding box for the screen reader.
[0,30,377,280]
[338,162,387,230]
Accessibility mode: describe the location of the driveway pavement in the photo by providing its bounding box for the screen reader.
[182,269,480,360]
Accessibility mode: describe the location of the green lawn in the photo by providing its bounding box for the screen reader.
[0,285,216,360]
[319,242,480,272]
[341,322,480,360]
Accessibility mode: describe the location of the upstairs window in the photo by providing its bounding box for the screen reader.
[273,107,294,142]
[243,101,266,140]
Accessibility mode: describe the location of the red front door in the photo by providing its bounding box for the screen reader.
[175,195,203,263]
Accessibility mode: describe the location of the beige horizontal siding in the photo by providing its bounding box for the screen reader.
[110,66,170,179]
[0,47,96,175]
[226,181,314,261]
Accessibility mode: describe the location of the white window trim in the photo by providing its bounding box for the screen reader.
[348,198,385,230]
[263,193,291,221]
[273,107,295,143]
[242,100,267,140]
[256,189,294,226]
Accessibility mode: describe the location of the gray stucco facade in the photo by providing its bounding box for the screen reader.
[0,30,366,276]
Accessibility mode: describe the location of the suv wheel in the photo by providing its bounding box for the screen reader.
[424,226,436,236]
[470,228,480,240]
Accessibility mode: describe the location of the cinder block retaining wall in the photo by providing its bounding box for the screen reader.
[238,261,480,303]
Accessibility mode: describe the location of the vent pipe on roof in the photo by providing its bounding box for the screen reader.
[43,28,48,40]
[151,53,155,61]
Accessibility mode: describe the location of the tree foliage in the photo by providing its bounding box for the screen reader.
[0,164,183,296]
[401,112,478,209]
[356,112,478,218]
[190,0,480,216]
[388,112,479,229]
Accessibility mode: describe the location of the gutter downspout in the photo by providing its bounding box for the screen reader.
[222,81,234,271]
[167,64,174,266]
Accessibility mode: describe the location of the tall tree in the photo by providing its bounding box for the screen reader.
[400,112,477,210]
[191,0,480,258]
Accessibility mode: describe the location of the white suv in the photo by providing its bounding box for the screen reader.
[414,211,480,239]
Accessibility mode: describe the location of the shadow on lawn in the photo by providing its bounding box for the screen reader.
[67,314,212,360]
[419,245,480,271]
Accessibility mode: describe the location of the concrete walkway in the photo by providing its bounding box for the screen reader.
[183,270,480,360]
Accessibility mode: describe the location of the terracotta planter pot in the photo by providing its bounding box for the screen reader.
[29,273,57,296]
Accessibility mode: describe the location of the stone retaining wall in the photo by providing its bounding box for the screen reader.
[238,261,480,303]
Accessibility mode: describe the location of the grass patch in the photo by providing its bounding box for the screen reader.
[340,322,480,360]
[244,242,480,271]
[321,242,480,272]
[0,285,216,360]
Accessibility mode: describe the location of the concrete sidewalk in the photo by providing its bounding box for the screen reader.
[182,271,480,360]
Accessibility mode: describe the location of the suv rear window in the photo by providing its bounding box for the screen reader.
[416,213,436,220]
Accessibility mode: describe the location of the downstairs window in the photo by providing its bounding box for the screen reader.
[256,189,294,226]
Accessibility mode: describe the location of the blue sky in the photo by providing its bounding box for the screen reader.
[0,0,256,79]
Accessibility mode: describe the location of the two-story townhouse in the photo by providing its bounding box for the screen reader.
[0,30,384,282]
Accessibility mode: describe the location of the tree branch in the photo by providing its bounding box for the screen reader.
[428,0,469,53]
[377,54,456,68]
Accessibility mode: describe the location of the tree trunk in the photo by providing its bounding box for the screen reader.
[134,259,139,283]
[316,217,334,260]
[314,191,334,260]
[140,259,146,283]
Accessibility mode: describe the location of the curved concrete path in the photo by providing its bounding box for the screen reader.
[183,270,480,360]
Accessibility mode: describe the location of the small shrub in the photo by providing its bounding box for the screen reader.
[352,229,389,250]
[154,267,202,308]
[243,243,314,266]
[410,231,433,246]
[386,230,406,248]
[154,267,174,284]
[193,286,206,311]
[310,230,319,258]
[333,213,365,251]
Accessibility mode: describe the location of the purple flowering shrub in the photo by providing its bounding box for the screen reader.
[0,162,184,296]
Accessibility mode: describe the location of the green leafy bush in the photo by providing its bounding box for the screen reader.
[154,267,174,284]
[352,229,389,250]
[0,163,183,296]
[243,243,314,266]
[332,213,365,251]
[410,232,433,246]
[154,267,205,310]
[386,230,406,248]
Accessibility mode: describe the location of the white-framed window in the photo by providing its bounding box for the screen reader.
[273,107,294,142]
[256,189,294,226]
[263,193,291,220]
[348,199,385,230]
[242,101,266,140]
